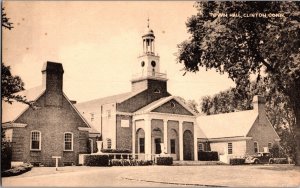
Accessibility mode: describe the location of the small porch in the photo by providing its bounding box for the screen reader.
[132,113,198,161]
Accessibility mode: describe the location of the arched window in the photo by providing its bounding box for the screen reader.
[31,131,41,150]
[254,142,259,153]
[268,142,272,150]
[64,132,73,151]
[107,138,112,149]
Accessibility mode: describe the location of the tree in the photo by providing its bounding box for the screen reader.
[177,96,200,114]
[177,1,300,165]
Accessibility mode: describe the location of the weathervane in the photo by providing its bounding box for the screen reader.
[147,17,150,28]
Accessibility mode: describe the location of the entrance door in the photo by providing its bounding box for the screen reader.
[155,138,161,154]
[183,130,194,160]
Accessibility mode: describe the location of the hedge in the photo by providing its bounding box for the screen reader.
[156,157,173,165]
[84,155,109,166]
[198,151,219,161]
[2,163,33,177]
[230,158,245,165]
[272,158,288,164]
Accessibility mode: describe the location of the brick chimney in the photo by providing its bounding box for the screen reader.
[42,61,64,106]
[252,95,266,124]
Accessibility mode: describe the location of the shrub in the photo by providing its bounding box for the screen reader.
[198,151,219,161]
[2,163,33,177]
[156,157,173,165]
[272,158,288,164]
[109,159,153,166]
[138,160,153,166]
[84,155,109,166]
[230,158,245,165]
[1,142,12,171]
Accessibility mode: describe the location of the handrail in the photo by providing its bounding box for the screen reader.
[132,71,167,80]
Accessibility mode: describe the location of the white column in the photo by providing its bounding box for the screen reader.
[145,118,152,160]
[193,121,198,161]
[179,120,184,161]
[163,119,168,154]
[132,119,136,158]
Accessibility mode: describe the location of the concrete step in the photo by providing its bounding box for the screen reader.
[173,160,226,166]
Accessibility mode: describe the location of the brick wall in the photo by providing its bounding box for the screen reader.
[118,79,170,113]
[116,115,132,150]
[183,122,194,160]
[246,117,280,155]
[13,93,89,166]
[11,128,25,161]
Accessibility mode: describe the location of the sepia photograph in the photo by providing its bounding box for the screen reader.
[1,1,300,187]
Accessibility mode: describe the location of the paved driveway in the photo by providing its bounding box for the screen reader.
[2,165,300,187]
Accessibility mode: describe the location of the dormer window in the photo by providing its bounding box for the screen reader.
[154,89,160,94]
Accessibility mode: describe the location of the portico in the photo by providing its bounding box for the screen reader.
[132,101,198,161]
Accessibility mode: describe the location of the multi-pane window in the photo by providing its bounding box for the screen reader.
[254,142,259,153]
[139,138,145,153]
[171,139,176,154]
[64,133,73,151]
[107,138,112,149]
[31,131,41,150]
[198,143,204,152]
[228,143,233,154]
[268,142,272,150]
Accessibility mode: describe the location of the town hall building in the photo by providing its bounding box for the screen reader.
[2,21,281,166]
[76,24,199,161]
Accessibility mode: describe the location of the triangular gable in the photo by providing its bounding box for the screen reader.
[2,86,46,123]
[246,114,280,140]
[134,96,197,116]
[63,93,92,129]
[152,99,194,116]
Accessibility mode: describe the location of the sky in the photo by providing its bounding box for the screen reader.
[3,1,235,103]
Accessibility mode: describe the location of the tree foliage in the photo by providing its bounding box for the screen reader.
[2,7,13,30]
[178,1,300,165]
[177,96,200,114]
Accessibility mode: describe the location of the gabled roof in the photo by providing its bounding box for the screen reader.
[75,88,146,110]
[197,110,258,139]
[2,86,45,123]
[134,96,197,116]
[2,85,100,135]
